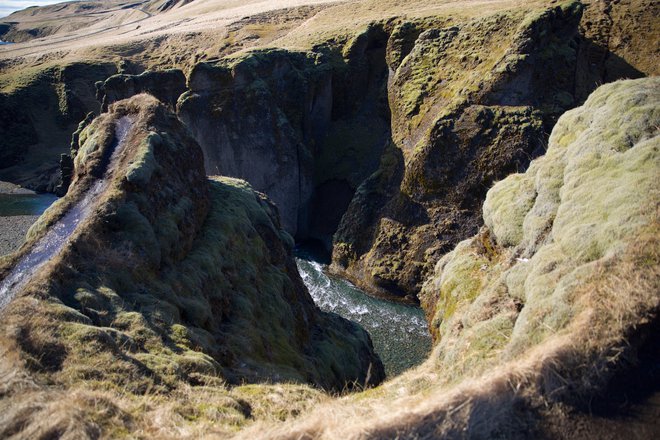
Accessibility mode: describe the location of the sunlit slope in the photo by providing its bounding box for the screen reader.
[0,1,567,62]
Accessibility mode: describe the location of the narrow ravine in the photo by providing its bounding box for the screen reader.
[0,116,134,311]
[296,248,432,377]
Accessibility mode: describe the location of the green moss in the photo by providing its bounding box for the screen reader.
[421,240,491,341]
[420,78,659,382]
[483,173,536,248]
[125,132,160,184]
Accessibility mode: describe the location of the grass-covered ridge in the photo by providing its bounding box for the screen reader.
[0,94,383,437]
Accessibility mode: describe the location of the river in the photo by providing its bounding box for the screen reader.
[0,192,59,216]
[295,248,432,377]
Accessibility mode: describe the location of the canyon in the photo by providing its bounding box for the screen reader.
[0,0,658,438]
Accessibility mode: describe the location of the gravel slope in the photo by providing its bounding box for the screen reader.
[0,215,37,256]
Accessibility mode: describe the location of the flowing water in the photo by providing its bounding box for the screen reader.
[0,116,134,311]
[296,248,432,377]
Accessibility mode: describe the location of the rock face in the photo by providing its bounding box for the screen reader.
[330,1,658,300]
[0,62,117,192]
[576,0,657,100]
[331,4,580,299]
[97,69,187,111]
[250,77,660,440]
[178,37,391,240]
[0,94,383,437]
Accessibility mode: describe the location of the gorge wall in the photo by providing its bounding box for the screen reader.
[330,0,657,300]
[0,62,117,192]
[3,3,656,304]
[238,76,660,440]
[176,30,391,241]
[91,0,658,301]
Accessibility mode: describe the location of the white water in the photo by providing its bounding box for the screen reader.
[0,116,134,311]
[296,251,432,377]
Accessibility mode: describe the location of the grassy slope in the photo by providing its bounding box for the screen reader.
[0,95,384,438]
[0,1,558,71]
[237,77,659,439]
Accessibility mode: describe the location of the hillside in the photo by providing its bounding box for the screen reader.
[0,0,657,438]
[0,94,383,437]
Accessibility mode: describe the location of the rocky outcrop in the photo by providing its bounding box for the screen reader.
[53,68,187,195]
[576,0,657,100]
[330,1,658,301]
[0,94,383,437]
[97,69,187,111]
[178,39,391,240]
[420,77,659,349]
[331,4,582,300]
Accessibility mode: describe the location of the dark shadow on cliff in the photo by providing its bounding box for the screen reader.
[575,38,645,102]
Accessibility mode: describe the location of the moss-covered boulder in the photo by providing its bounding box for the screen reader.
[416,76,659,420]
[0,94,383,437]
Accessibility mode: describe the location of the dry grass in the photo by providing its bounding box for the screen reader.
[233,78,660,438]
[234,227,658,439]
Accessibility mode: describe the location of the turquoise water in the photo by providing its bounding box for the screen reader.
[0,117,134,311]
[296,249,432,377]
[0,193,59,216]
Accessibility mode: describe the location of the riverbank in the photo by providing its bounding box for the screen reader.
[0,215,37,255]
[0,180,53,256]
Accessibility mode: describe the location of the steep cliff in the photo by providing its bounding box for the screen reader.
[0,94,383,437]
[242,77,659,440]
[330,0,658,300]
[576,0,657,100]
[0,62,117,191]
[177,38,391,240]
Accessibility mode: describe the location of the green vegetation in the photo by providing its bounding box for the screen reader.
[0,94,383,437]
[422,77,659,374]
